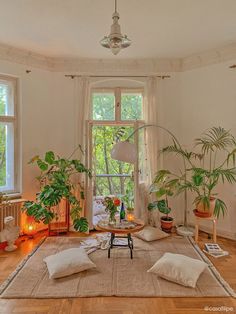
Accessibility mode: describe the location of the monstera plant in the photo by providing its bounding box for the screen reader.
[22,151,91,232]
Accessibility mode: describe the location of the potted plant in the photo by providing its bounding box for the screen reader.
[161,127,236,218]
[22,151,91,232]
[148,170,179,232]
[180,127,236,218]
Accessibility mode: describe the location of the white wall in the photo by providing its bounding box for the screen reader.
[0,60,75,201]
[157,74,185,224]
[161,61,236,239]
[181,61,236,239]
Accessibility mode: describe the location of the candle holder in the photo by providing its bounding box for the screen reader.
[127,211,135,222]
[24,216,37,238]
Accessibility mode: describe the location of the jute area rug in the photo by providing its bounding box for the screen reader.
[0,236,235,298]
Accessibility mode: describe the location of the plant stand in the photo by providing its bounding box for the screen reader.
[195,215,217,243]
[48,199,70,236]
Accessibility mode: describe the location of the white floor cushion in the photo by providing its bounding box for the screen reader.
[147,252,207,288]
[44,247,96,279]
[134,226,169,242]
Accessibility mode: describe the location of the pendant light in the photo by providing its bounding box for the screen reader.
[100,0,131,55]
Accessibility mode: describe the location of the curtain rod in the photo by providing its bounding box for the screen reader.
[65,74,171,79]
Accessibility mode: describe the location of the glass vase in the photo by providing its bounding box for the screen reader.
[109,215,116,225]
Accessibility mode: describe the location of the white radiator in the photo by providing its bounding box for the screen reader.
[0,199,25,232]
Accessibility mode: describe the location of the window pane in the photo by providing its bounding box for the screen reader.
[0,81,14,116]
[92,125,134,199]
[93,176,134,198]
[92,93,115,120]
[121,92,143,120]
[0,123,14,192]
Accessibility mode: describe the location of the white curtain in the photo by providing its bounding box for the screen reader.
[137,76,161,226]
[74,76,93,230]
[74,76,91,159]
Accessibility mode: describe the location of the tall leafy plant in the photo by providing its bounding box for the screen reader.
[22,151,91,232]
[161,127,236,218]
[148,170,179,218]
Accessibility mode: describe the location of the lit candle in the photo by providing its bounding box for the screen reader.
[24,216,37,236]
[127,212,135,221]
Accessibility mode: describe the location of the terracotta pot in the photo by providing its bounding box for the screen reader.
[196,197,215,217]
[193,209,211,218]
[160,216,173,233]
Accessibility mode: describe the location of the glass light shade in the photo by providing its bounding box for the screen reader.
[111,46,121,55]
[110,38,122,55]
[111,141,137,163]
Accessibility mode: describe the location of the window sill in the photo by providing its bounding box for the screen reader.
[2,192,23,200]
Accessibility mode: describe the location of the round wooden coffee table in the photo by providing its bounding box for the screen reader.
[97,219,145,259]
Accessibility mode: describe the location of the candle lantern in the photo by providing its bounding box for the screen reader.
[127,210,135,222]
[24,216,37,237]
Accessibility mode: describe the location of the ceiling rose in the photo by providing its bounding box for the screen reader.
[100,0,131,55]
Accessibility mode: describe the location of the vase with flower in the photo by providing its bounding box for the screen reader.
[103,197,121,225]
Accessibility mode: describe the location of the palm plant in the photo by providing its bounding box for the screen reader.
[161,127,236,218]
[22,151,91,232]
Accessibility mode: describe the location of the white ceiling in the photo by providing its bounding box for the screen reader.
[0,0,236,59]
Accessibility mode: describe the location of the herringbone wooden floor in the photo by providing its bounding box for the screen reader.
[0,231,235,314]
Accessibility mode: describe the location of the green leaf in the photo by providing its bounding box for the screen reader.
[227,148,236,166]
[153,170,171,184]
[37,159,48,171]
[156,187,168,198]
[73,217,88,232]
[22,201,54,224]
[195,127,236,154]
[70,205,82,220]
[42,211,54,224]
[212,168,236,184]
[192,174,204,186]
[214,198,227,219]
[28,155,40,164]
[39,185,63,206]
[157,199,171,214]
[80,191,85,200]
[160,140,194,161]
[148,200,171,215]
[45,151,55,165]
[148,201,159,211]
[194,195,210,210]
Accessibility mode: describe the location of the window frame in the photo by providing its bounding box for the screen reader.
[88,87,145,219]
[0,74,20,195]
[91,87,144,123]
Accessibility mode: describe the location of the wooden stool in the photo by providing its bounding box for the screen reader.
[195,215,217,243]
